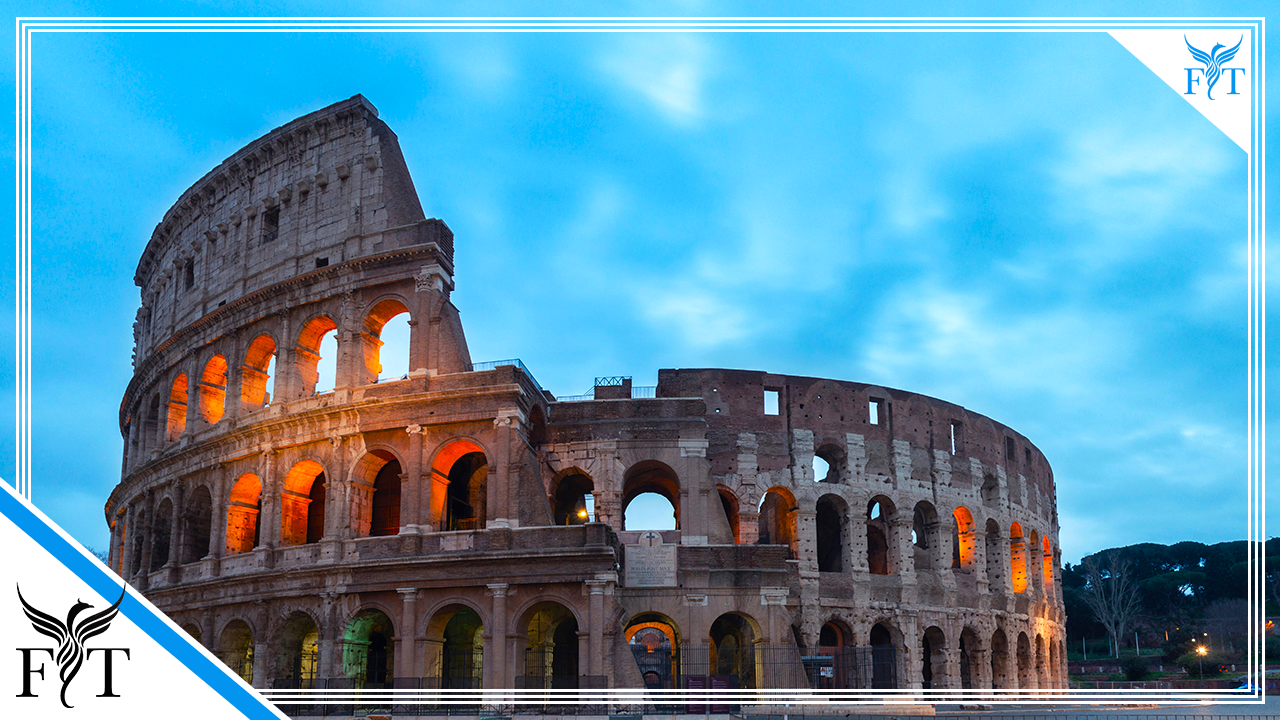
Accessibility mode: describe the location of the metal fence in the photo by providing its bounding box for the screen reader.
[468,358,545,393]
[630,644,899,695]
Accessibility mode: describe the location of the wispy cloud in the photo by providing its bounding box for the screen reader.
[597,34,710,126]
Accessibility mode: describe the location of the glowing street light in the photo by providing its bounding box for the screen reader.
[1196,645,1207,680]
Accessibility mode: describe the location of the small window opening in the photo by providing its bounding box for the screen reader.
[812,455,829,483]
[869,398,884,425]
[950,421,962,455]
[183,260,194,292]
[1005,437,1016,461]
[1025,448,1032,466]
[261,207,279,243]
[315,257,329,269]
[764,389,779,415]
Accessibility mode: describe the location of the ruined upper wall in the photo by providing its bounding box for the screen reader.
[132,95,448,363]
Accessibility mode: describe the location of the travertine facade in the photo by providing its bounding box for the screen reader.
[106,96,1066,698]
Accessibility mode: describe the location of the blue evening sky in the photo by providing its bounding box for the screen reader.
[0,1,1273,564]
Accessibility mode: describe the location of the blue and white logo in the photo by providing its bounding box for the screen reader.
[1184,35,1244,99]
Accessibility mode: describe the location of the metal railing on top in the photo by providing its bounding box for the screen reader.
[555,385,657,402]
[468,359,544,394]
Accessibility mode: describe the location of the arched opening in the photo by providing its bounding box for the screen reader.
[240,334,277,413]
[296,316,338,396]
[130,510,146,574]
[182,485,212,563]
[990,629,1010,689]
[225,473,262,555]
[622,462,680,532]
[280,460,325,546]
[166,374,188,442]
[756,487,796,556]
[953,506,976,570]
[870,622,898,689]
[371,459,402,537]
[1010,522,1027,593]
[813,443,845,483]
[274,612,319,688]
[981,473,999,508]
[143,394,160,455]
[912,501,939,571]
[425,606,484,689]
[985,519,1002,589]
[1016,632,1032,688]
[921,626,947,689]
[430,441,489,532]
[626,613,681,690]
[218,620,255,684]
[522,602,580,686]
[307,472,327,544]
[343,610,394,687]
[717,486,740,544]
[709,612,758,690]
[815,619,854,689]
[959,627,980,689]
[363,298,411,384]
[183,623,202,644]
[551,471,594,526]
[150,498,173,572]
[866,497,894,575]
[816,495,845,572]
[198,355,228,424]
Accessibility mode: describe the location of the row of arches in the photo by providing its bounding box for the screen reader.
[194,599,582,689]
[128,298,413,466]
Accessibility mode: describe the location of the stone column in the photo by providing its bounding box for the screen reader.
[318,593,341,680]
[848,498,868,573]
[258,449,280,559]
[892,515,916,583]
[397,588,420,679]
[973,527,989,592]
[487,583,509,689]
[138,491,156,586]
[120,504,136,579]
[402,425,424,533]
[488,411,518,527]
[166,480,186,581]
[586,580,607,675]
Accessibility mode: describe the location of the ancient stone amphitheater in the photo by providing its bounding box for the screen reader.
[105,95,1067,704]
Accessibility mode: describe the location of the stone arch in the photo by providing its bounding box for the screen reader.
[990,628,1011,689]
[198,354,228,424]
[279,459,326,546]
[272,610,320,686]
[622,461,681,531]
[361,296,411,385]
[343,608,395,687]
[346,448,404,538]
[150,497,173,572]
[295,314,338,397]
[813,441,846,483]
[912,500,941,571]
[625,612,682,690]
[870,620,902,689]
[866,495,897,575]
[816,617,855,689]
[708,611,761,690]
[953,506,976,570]
[921,625,947,689]
[240,333,277,413]
[716,485,740,544]
[182,621,203,644]
[218,618,255,683]
[423,602,484,687]
[816,493,847,572]
[166,373,188,442]
[225,473,262,555]
[757,486,797,556]
[182,484,212,563]
[516,599,581,683]
[1016,631,1033,688]
[549,468,594,526]
[985,518,1003,590]
[430,439,489,532]
[1010,522,1027,593]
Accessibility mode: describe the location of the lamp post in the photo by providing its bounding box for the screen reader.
[1196,645,1207,680]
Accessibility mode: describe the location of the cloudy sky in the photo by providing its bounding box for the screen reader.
[0,2,1271,565]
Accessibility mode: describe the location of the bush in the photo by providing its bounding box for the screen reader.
[1176,651,1225,677]
[1121,655,1148,681]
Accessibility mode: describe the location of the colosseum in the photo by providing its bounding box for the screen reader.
[104,95,1067,706]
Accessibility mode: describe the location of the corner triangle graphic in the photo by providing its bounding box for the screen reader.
[0,479,288,718]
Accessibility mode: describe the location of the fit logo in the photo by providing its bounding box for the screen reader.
[15,584,129,708]
[1184,35,1244,99]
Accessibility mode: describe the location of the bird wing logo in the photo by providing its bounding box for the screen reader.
[17,583,126,709]
[1185,35,1243,100]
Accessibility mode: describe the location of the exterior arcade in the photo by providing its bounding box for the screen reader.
[106,95,1067,698]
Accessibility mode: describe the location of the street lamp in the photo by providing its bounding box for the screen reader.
[1196,645,1207,680]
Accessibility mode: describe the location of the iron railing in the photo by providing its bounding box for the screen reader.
[468,358,545,394]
